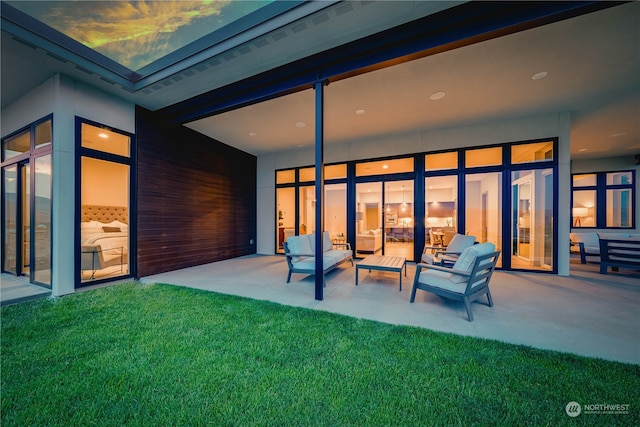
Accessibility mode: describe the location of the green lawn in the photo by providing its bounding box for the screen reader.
[2,282,638,426]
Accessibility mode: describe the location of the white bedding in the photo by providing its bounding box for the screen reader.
[81,220,128,255]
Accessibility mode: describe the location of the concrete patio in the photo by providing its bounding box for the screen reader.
[2,256,639,364]
[141,255,639,365]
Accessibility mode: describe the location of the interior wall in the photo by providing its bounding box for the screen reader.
[136,106,257,277]
[81,158,129,208]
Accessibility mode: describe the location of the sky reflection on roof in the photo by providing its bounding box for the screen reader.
[8,0,274,71]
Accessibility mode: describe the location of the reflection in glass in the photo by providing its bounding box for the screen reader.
[35,120,52,149]
[607,189,632,227]
[511,169,554,271]
[34,155,52,285]
[3,166,17,273]
[355,182,382,256]
[325,183,346,244]
[276,187,295,253]
[425,175,457,247]
[466,172,502,267]
[2,130,30,161]
[22,164,30,276]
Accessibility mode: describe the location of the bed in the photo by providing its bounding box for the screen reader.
[80,205,128,278]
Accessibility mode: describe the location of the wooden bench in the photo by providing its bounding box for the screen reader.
[599,239,640,274]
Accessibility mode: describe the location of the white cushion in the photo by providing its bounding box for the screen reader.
[421,253,436,264]
[417,269,465,293]
[450,242,496,283]
[452,246,476,273]
[323,232,333,252]
[286,235,312,255]
[447,234,476,253]
[571,232,599,247]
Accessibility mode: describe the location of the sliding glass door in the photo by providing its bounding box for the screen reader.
[1,118,52,287]
[354,180,414,260]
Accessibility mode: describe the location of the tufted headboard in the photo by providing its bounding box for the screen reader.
[82,205,128,224]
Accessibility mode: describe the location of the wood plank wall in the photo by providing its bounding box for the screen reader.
[136,106,257,277]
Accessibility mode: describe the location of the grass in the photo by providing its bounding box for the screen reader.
[2,282,638,426]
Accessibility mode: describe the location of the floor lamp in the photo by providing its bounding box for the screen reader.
[573,207,588,227]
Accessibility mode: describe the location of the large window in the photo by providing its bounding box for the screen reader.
[1,117,52,288]
[275,139,557,272]
[275,165,348,254]
[572,170,635,229]
[79,121,132,284]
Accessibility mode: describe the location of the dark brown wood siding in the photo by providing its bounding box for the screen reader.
[135,106,256,277]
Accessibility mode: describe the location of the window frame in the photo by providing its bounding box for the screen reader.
[571,170,635,229]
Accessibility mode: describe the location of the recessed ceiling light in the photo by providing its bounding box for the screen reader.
[294,121,306,128]
[531,71,548,80]
[249,132,257,137]
[429,91,446,101]
[98,132,108,139]
[578,148,588,152]
[355,109,365,115]
[382,164,389,169]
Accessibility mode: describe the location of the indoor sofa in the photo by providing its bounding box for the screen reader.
[356,229,383,253]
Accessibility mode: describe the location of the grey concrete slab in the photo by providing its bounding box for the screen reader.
[0,274,50,306]
[142,254,640,365]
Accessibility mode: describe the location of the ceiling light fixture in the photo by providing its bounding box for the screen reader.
[382,164,389,169]
[294,121,306,128]
[531,71,548,80]
[98,132,108,139]
[249,132,257,137]
[610,132,627,138]
[429,91,446,101]
[355,109,365,115]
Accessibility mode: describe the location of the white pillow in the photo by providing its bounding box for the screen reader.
[451,242,496,283]
[452,246,476,273]
[286,235,312,255]
[107,220,128,230]
[447,234,475,252]
[80,220,100,229]
[323,232,333,252]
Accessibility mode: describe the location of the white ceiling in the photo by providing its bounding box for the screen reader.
[186,2,640,160]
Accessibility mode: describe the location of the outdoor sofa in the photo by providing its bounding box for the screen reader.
[570,232,640,264]
[283,232,353,283]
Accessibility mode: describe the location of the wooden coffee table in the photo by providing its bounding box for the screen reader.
[355,255,407,291]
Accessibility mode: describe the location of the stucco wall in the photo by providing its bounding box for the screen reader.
[1,74,135,296]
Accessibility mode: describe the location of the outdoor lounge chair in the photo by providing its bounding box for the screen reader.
[411,242,500,321]
[421,233,476,266]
